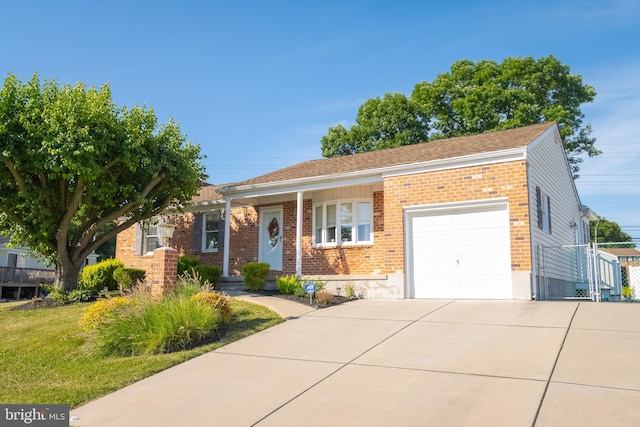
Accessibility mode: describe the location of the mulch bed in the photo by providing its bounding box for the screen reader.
[248,289,353,308]
[10,299,65,311]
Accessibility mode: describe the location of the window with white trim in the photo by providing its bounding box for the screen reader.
[313,199,373,246]
[143,222,161,253]
[203,211,220,251]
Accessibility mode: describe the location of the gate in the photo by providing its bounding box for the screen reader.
[538,242,627,301]
[539,244,594,300]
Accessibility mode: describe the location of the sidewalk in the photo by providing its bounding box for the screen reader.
[226,290,316,319]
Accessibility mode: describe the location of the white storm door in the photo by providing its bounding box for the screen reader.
[259,207,283,271]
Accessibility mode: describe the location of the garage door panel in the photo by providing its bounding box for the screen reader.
[409,204,512,299]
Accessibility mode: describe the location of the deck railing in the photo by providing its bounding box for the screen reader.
[0,267,55,285]
[0,267,55,300]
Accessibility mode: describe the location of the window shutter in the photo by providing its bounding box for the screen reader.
[218,209,225,250]
[134,223,143,256]
[536,186,543,229]
[547,196,552,234]
[192,213,203,252]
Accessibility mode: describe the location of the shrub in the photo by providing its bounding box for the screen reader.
[113,268,146,289]
[43,284,70,304]
[177,256,221,287]
[623,286,636,301]
[192,292,233,322]
[94,295,222,356]
[193,265,222,287]
[81,259,125,292]
[344,283,356,300]
[67,287,95,303]
[80,297,137,331]
[243,262,270,291]
[315,289,334,305]
[276,275,299,295]
[176,270,212,297]
[178,256,200,275]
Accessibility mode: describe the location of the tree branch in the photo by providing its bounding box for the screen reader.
[3,159,26,190]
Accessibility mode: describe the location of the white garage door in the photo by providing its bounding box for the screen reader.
[408,203,512,299]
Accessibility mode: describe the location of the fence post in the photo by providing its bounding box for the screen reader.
[591,242,600,302]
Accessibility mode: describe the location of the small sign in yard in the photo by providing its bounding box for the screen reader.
[304,281,316,304]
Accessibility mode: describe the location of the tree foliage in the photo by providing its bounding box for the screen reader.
[0,74,206,290]
[321,55,599,176]
[321,92,429,157]
[590,218,633,244]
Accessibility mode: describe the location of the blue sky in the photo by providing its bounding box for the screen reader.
[2,0,639,239]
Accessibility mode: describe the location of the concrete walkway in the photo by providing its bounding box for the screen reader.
[70,298,640,427]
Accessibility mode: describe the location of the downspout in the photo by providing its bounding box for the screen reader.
[223,198,231,277]
[296,191,303,276]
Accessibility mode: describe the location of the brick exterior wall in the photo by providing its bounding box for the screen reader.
[301,191,386,275]
[382,161,531,274]
[115,161,531,280]
[115,224,154,277]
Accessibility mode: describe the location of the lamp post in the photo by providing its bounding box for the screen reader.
[158,221,176,247]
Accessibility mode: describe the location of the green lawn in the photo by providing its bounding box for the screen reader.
[0,299,283,408]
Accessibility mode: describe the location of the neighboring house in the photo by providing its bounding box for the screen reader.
[0,236,98,300]
[598,247,640,264]
[116,122,596,300]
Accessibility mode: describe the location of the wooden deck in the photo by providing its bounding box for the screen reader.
[0,267,55,300]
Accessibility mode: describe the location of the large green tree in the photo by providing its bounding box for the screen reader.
[321,92,429,157]
[590,218,633,244]
[321,55,599,176]
[0,74,206,290]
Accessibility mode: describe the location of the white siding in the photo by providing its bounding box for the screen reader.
[526,126,584,295]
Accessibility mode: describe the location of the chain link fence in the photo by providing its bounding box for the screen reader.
[539,245,593,300]
[538,242,640,302]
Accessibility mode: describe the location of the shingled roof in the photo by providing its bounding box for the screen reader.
[227,122,556,188]
[598,247,640,257]
[190,183,224,204]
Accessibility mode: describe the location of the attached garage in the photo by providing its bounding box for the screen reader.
[405,200,512,299]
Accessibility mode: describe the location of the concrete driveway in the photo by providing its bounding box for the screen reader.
[71,299,640,426]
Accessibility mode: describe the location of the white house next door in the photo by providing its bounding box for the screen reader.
[259,206,283,271]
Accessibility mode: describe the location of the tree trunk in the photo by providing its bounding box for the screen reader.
[54,258,84,291]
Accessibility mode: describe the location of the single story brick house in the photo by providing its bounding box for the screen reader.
[116,122,597,300]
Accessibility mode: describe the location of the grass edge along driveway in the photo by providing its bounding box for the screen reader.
[0,299,283,408]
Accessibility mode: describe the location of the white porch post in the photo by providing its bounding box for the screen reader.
[223,198,231,277]
[296,191,303,276]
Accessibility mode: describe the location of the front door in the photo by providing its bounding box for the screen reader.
[259,207,283,271]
